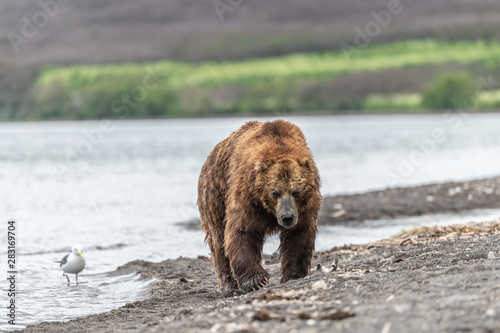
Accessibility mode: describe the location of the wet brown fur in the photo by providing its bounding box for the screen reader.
[197,119,322,292]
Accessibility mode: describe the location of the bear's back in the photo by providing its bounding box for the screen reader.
[234,119,306,147]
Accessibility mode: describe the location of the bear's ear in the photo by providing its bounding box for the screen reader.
[298,158,311,169]
[255,160,271,173]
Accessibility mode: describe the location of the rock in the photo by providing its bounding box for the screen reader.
[331,209,346,218]
[311,280,328,291]
[381,322,392,333]
[487,251,496,260]
[331,258,339,271]
[252,309,279,321]
[211,323,253,333]
[448,187,462,196]
[484,188,494,195]
[321,266,331,273]
[306,319,316,326]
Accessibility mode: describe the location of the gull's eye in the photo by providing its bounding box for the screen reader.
[292,191,300,197]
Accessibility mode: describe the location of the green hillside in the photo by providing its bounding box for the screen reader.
[2,0,500,120]
[4,40,498,120]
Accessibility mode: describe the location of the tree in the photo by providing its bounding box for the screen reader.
[421,72,477,110]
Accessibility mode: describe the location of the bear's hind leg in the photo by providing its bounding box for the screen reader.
[208,233,238,293]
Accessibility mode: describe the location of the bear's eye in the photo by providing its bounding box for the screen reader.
[292,190,300,197]
[272,192,280,198]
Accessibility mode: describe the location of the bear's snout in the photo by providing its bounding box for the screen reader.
[281,214,295,226]
[277,196,298,228]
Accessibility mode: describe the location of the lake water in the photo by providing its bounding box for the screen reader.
[2,114,500,330]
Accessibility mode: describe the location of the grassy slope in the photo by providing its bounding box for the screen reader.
[38,40,500,87]
[2,0,500,119]
[20,40,499,120]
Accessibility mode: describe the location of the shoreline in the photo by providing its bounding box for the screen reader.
[20,176,500,333]
[21,221,500,332]
[319,175,500,225]
[2,110,500,123]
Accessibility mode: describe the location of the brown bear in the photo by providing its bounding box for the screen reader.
[197,119,322,292]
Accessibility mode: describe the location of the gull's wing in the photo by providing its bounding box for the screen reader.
[55,254,69,267]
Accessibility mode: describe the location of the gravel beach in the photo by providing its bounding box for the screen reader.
[319,176,500,225]
[20,177,500,333]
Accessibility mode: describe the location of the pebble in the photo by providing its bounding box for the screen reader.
[448,187,462,196]
[331,258,339,271]
[211,323,252,333]
[487,252,496,260]
[321,266,331,273]
[381,322,392,333]
[311,280,328,291]
[484,188,494,195]
[210,323,222,333]
[306,319,316,326]
[385,294,395,303]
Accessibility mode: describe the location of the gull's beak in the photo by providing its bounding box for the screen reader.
[78,253,82,257]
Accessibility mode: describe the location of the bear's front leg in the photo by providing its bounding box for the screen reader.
[225,225,270,292]
[279,222,317,283]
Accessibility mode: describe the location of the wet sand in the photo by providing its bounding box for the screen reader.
[21,177,500,333]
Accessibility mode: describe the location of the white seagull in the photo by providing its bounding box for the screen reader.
[55,244,86,285]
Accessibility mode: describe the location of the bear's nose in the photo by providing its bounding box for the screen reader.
[281,214,295,226]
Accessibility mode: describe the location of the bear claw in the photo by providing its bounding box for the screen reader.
[238,271,270,292]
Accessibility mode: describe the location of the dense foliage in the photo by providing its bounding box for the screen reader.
[421,72,478,110]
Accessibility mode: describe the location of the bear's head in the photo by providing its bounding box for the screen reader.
[255,157,320,229]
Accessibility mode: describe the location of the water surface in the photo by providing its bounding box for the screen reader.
[1,114,500,330]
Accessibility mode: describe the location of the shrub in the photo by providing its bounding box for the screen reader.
[421,72,478,110]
